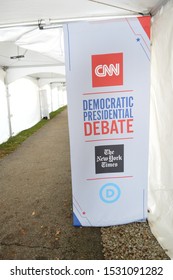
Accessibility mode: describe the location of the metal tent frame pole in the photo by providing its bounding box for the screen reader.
[0,14,148,30]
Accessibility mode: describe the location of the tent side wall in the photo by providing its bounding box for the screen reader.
[8,77,41,136]
[40,83,67,116]
[0,68,10,144]
[149,0,173,259]
[51,84,67,110]
[0,70,67,144]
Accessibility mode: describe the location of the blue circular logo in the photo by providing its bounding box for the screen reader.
[99,183,121,203]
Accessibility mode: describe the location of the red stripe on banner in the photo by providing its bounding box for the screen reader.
[126,18,150,51]
[85,137,134,142]
[83,90,134,95]
[138,16,151,39]
[87,176,133,181]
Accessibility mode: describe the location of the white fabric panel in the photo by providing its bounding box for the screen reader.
[58,87,67,108]
[39,89,50,119]
[51,85,67,111]
[40,84,52,114]
[149,0,173,259]
[6,65,65,85]
[0,26,64,62]
[62,88,67,106]
[0,68,10,144]
[51,87,60,111]
[8,77,41,136]
[0,27,36,41]
[40,83,67,112]
[16,27,64,62]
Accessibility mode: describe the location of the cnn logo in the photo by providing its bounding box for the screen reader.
[92,53,123,87]
[95,64,120,77]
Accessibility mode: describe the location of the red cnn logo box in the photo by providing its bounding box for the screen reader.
[92,53,123,87]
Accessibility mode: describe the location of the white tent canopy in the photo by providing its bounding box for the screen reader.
[0,0,168,82]
[0,0,168,26]
[0,0,173,259]
[0,0,167,88]
[0,28,65,83]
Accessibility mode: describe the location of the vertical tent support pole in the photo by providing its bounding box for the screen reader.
[5,84,13,138]
[50,83,54,113]
[37,78,42,120]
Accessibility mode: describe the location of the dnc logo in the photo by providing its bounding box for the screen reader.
[92,53,123,88]
[99,183,121,203]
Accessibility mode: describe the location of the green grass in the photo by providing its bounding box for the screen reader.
[0,105,67,159]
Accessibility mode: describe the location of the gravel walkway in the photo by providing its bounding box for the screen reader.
[101,222,170,259]
[0,108,170,260]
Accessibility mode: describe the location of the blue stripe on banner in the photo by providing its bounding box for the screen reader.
[73,212,82,227]
[140,43,150,61]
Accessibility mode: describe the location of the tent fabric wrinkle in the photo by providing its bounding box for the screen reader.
[149,0,173,259]
[16,28,64,62]
[0,27,37,42]
[0,27,64,62]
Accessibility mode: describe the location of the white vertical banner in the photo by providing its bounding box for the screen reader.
[64,16,150,226]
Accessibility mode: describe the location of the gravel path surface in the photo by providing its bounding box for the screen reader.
[101,222,170,260]
[0,108,170,260]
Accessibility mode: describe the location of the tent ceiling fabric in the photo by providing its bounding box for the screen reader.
[0,26,65,82]
[0,42,63,68]
[0,26,64,65]
[0,0,168,82]
[0,0,168,26]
